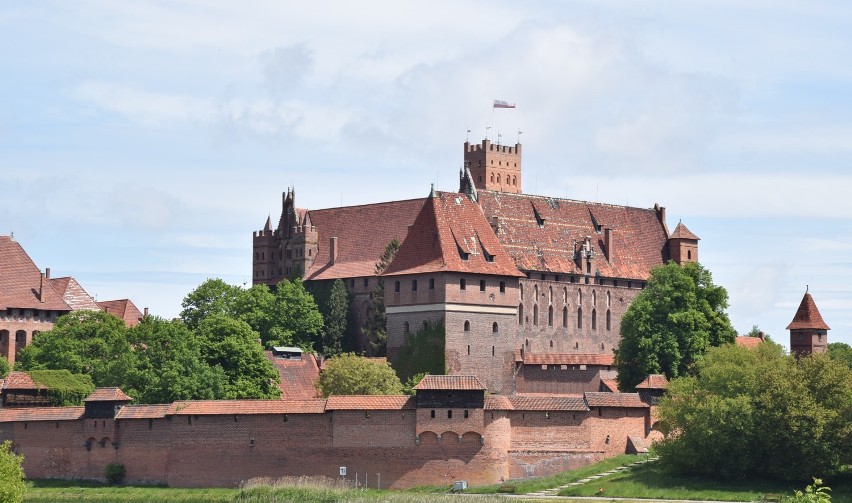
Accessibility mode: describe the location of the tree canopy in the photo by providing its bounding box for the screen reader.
[0,357,9,379]
[316,353,403,397]
[656,343,852,480]
[828,342,852,369]
[0,441,25,503]
[616,261,737,390]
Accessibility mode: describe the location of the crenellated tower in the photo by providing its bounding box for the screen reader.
[463,139,522,194]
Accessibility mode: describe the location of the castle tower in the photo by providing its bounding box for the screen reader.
[463,139,522,194]
[668,221,699,264]
[786,290,830,357]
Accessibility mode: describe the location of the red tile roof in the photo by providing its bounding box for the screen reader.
[484,395,514,410]
[521,353,615,366]
[383,192,523,277]
[786,292,831,330]
[669,222,700,240]
[599,379,619,393]
[50,277,100,311]
[634,374,669,389]
[584,392,648,408]
[166,400,327,415]
[0,407,85,422]
[414,375,485,391]
[325,395,414,410]
[735,336,764,349]
[304,198,426,281]
[265,351,320,400]
[97,299,144,327]
[509,395,589,411]
[115,405,170,419]
[84,388,132,402]
[2,371,39,391]
[0,236,70,311]
[476,192,670,280]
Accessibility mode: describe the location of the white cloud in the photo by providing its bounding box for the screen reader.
[73,81,211,126]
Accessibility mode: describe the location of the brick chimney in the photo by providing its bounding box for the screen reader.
[45,267,51,280]
[330,237,339,265]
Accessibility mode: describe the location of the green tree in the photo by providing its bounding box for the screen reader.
[362,238,399,356]
[0,357,9,379]
[195,314,280,399]
[616,261,737,390]
[179,278,243,330]
[316,353,403,396]
[16,310,136,388]
[828,342,852,369]
[125,316,226,403]
[272,278,324,349]
[320,279,349,356]
[0,440,25,503]
[656,343,852,480]
[394,322,445,382]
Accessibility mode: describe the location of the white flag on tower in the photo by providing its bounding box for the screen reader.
[493,100,516,109]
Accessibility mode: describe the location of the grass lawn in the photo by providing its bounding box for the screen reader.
[463,453,649,494]
[558,461,852,503]
[23,480,237,503]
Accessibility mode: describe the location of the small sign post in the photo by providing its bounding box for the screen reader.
[339,466,346,477]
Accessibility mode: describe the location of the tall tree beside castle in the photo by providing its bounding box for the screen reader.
[616,261,736,390]
[321,279,349,356]
[363,239,399,357]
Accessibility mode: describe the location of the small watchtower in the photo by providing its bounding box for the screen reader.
[83,387,132,419]
[787,290,830,357]
[668,222,699,264]
[463,139,522,194]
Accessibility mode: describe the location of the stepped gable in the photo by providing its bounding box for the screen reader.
[325,395,415,410]
[519,352,614,366]
[669,221,699,240]
[167,399,327,415]
[304,198,426,281]
[634,374,669,390]
[475,191,669,279]
[382,191,523,277]
[97,299,144,327]
[584,392,647,408]
[85,387,132,402]
[0,236,69,311]
[414,375,485,391]
[0,407,84,422]
[509,394,589,411]
[49,276,100,311]
[786,292,830,330]
[265,351,320,400]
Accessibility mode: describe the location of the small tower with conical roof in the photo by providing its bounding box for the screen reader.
[668,221,699,264]
[786,290,830,357]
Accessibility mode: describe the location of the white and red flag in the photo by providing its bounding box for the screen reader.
[493,100,516,109]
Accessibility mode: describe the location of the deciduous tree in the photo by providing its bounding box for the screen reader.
[316,353,403,397]
[828,342,852,369]
[0,440,25,503]
[615,261,736,390]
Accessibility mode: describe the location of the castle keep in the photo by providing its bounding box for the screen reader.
[253,139,700,394]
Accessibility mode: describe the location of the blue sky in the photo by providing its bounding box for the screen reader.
[1,1,850,347]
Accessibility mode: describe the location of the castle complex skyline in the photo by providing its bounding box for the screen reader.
[1,1,850,346]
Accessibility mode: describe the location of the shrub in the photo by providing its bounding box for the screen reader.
[0,440,25,503]
[104,463,125,485]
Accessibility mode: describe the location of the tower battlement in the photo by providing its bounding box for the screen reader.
[463,139,522,194]
[465,139,522,155]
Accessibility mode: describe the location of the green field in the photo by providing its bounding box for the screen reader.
[23,480,236,503]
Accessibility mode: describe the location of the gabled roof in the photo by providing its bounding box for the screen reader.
[50,276,100,311]
[84,387,132,402]
[0,236,70,311]
[97,299,144,327]
[475,192,670,280]
[599,379,619,393]
[669,222,700,241]
[1,371,40,391]
[584,392,648,408]
[786,292,831,330]
[382,192,523,277]
[519,352,614,366]
[166,400,326,415]
[304,198,426,281]
[634,374,669,389]
[325,395,415,410]
[265,351,320,400]
[735,336,764,349]
[414,375,485,391]
[0,407,85,422]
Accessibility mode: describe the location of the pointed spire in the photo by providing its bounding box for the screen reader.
[786,291,830,330]
[669,221,699,240]
[263,215,272,232]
